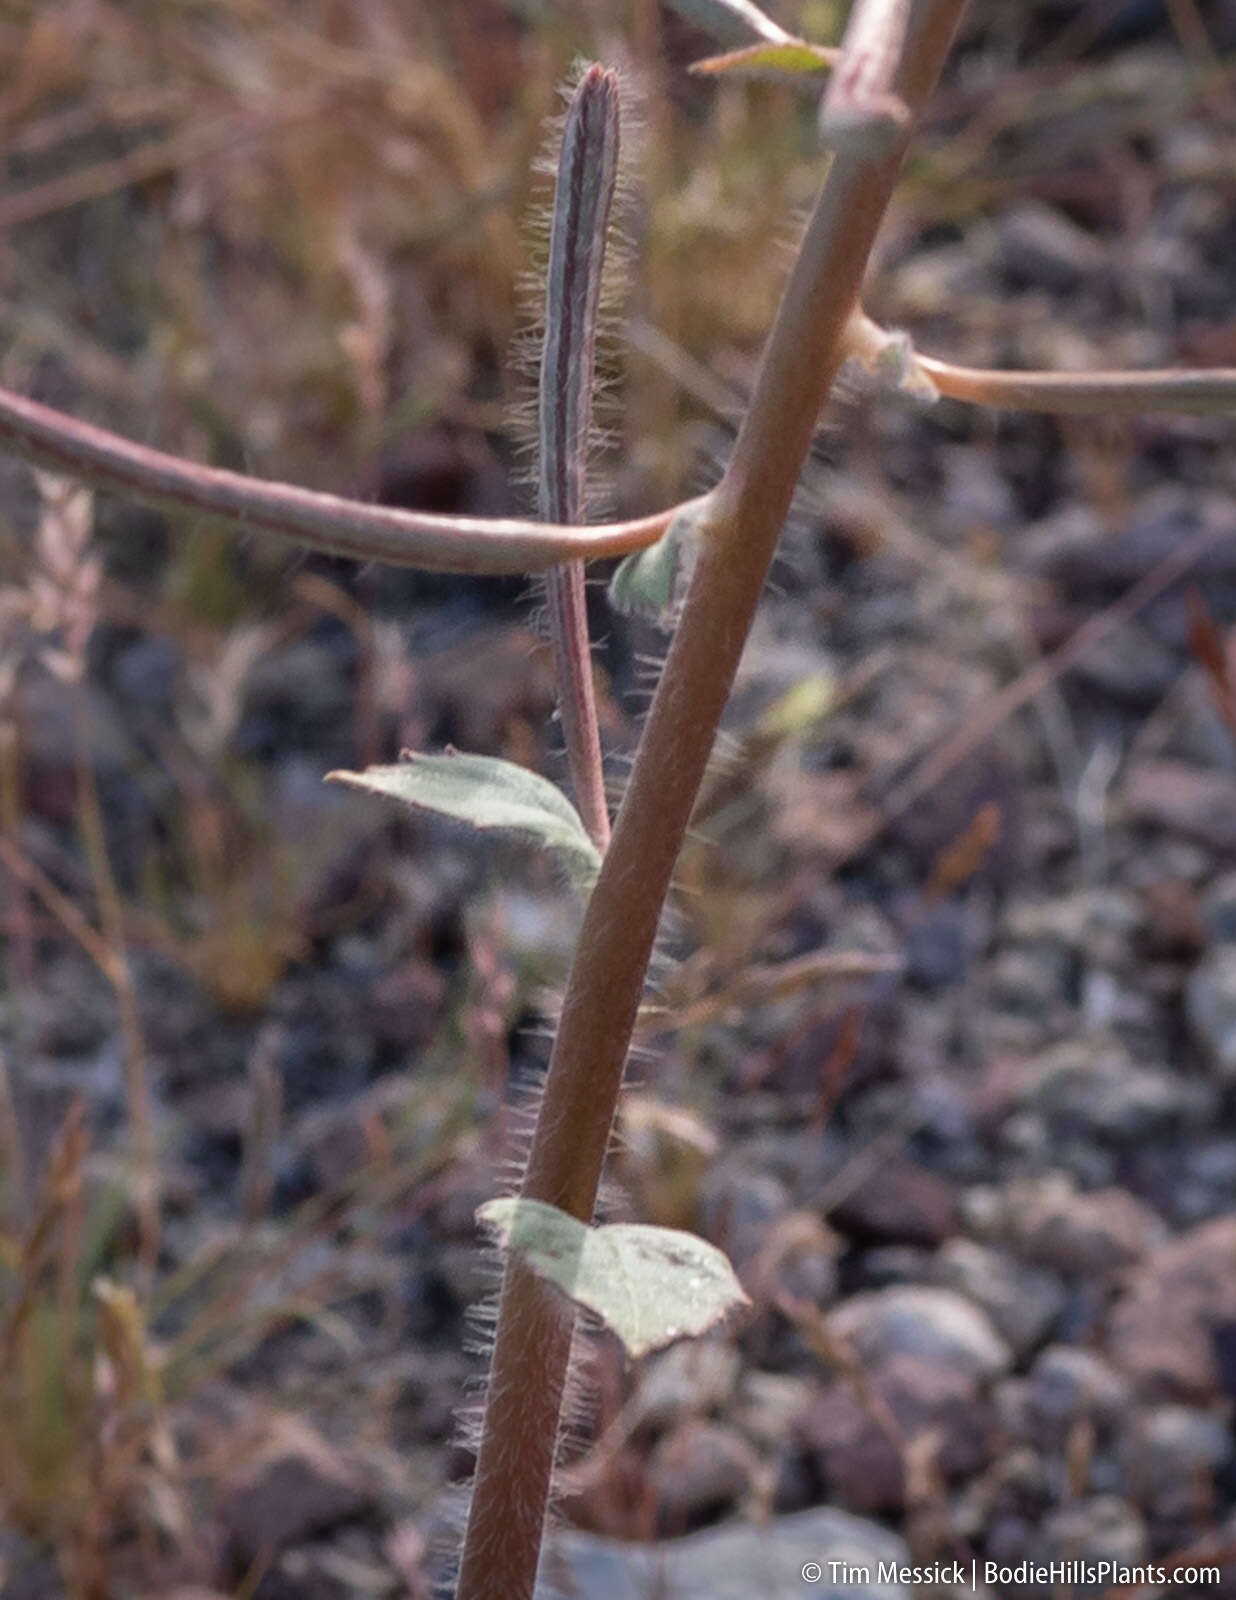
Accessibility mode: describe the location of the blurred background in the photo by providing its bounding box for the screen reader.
[3,1,1236,1596]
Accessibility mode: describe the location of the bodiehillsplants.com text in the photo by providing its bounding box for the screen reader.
[816,1561,1223,1587]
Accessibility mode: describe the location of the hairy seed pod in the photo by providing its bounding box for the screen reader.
[538,65,623,851]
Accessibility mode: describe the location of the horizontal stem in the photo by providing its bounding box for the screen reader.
[917,354,1236,415]
[0,385,696,574]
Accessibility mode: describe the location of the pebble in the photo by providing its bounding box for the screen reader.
[1201,873,1236,944]
[828,1286,1012,1381]
[220,1429,374,1574]
[1108,1216,1236,1399]
[1015,1039,1213,1144]
[1040,1496,1149,1575]
[1122,1405,1231,1527]
[830,1159,958,1247]
[699,1163,795,1273]
[1004,1173,1166,1277]
[931,1239,1066,1359]
[1186,947,1236,1080]
[733,1370,816,1452]
[997,202,1111,292]
[1023,1345,1132,1448]
[648,1421,755,1531]
[540,1506,911,1600]
[1124,762,1236,854]
[800,1354,995,1513]
[633,1340,742,1432]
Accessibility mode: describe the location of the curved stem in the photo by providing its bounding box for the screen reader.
[455,3,970,1597]
[0,385,697,575]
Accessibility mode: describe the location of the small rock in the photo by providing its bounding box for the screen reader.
[539,1506,911,1600]
[1069,622,1179,704]
[1006,1173,1165,1277]
[1040,1495,1148,1576]
[986,947,1068,1017]
[828,1286,1012,1380]
[1122,1405,1231,1527]
[851,1246,932,1290]
[368,960,450,1057]
[1201,872,1236,944]
[959,1185,1007,1239]
[632,1340,742,1432]
[1138,878,1206,960]
[1172,1137,1236,1226]
[1187,948,1236,1079]
[1109,1216,1236,1399]
[1024,1346,1131,1448]
[903,902,969,990]
[801,1354,995,1513]
[798,1382,903,1515]
[700,1163,793,1271]
[26,951,116,1057]
[830,1160,958,1247]
[238,631,355,763]
[998,202,1110,292]
[1004,889,1141,965]
[111,633,181,724]
[0,1528,60,1600]
[733,1370,816,1451]
[220,1425,374,1572]
[263,1535,393,1600]
[931,1239,1066,1359]
[1013,1040,1212,1144]
[649,1421,754,1532]
[1124,762,1236,853]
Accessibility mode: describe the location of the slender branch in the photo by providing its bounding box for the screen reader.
[916,353,1236,414]
[538,66,620,851]
[455,4,971,1597]
[0,386,697,575]
[846,309,1236,415]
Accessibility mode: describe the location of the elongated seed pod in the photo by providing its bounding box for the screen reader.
[538,65,622,850]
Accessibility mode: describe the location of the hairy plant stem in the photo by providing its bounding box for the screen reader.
[454,3,970,1596]
[539,66,621,851]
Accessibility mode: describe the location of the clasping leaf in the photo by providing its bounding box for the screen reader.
[478,1197,750,1359]
[608,500,705,629]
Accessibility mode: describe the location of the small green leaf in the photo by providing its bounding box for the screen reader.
[608,502,703,629]
[689,39,838,78]
[662,0,793,47]
[327,751,602,889]
[478,1197,750,1358]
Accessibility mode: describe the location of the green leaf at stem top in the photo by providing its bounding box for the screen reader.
[689,40,838,78]
[327,750,602,889]
[478,1197,750,1359]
